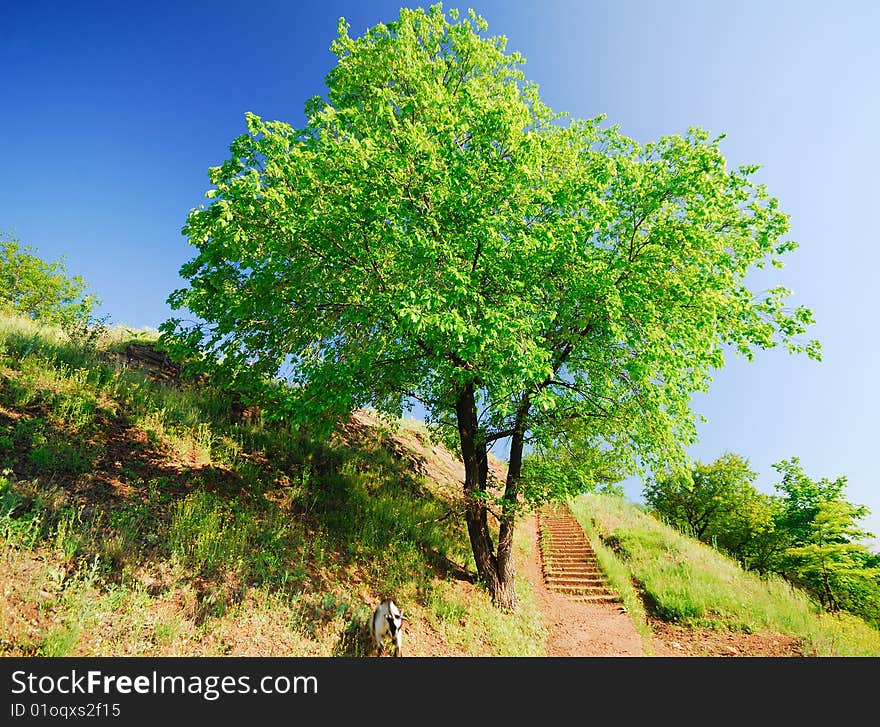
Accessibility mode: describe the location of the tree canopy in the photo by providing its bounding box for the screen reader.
[644,451,760,539]
[161,5,819,609]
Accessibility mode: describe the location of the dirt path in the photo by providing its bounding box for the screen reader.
[521,508,805,658]
[521,513,645,657]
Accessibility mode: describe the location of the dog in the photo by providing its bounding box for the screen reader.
[370,599,407,657]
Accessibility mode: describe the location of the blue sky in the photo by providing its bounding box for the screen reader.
[2,0,878,544]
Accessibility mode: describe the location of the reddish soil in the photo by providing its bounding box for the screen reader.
[647,620,804,657]
[522,514,644,656]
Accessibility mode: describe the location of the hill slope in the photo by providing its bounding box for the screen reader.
[2,313,878,657]
[0,314,542,656]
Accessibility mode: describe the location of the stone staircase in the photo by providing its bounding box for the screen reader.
[538,504,620,604]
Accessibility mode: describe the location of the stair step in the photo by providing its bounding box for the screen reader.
[543,564,602,571]
[548,584,611,593]
[539,504,621,604]
[569,594,621,604]
[545,549,592,554]
[545,529,585,534]
[546,579,609,587]
[549,585,613,595]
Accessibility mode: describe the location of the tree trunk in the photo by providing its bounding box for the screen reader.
[455,384,530,612]
[495,408,528,612]
[821,566,838,612]
[456,382,500,597]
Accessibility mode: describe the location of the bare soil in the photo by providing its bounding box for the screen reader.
[646,619,804,657]
[521,514,644,656]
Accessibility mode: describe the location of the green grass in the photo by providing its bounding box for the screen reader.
[426,523,546,656]
[569,493,880,656]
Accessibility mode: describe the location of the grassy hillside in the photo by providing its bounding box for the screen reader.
[570,494,880,656]
[0,314,542,656]
[2,311,878,657]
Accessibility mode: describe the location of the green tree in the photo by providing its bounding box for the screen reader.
[644,452,757,539]
[785,500,879,613]
[520,430,627,511]
[713,489,787,574]
[773,456,847,546]
[838,548,880,629]
[0,233,100,333]
[773,458,880,619]
[644,452,788,572]
[161,6,818,609]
